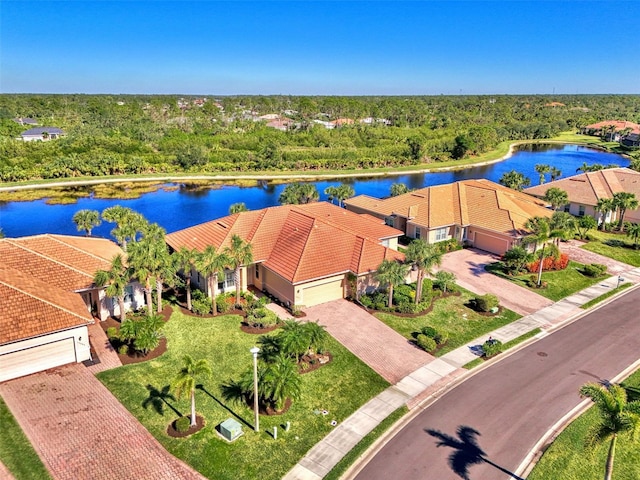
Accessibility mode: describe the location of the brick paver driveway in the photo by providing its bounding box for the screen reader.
[0,364,205,480]
[561,239,635,275]
[439,248,553,316]
[304,299,432,384]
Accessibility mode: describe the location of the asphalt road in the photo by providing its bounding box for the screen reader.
[355,287,640,480]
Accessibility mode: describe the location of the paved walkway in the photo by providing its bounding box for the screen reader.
[561,239,635,275]
[304,300,433,384]
[284,268,640,480]
[439,248,553,316]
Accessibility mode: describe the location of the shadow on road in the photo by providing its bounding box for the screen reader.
[425,425,525,480]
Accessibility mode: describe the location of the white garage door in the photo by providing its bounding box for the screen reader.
[473,233,509,255]
[0,338,77,382]
[302,279,344,307]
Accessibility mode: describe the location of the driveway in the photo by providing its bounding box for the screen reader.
[304,299,432,384]
[0,364,205,480]
[561,239,635,275]
[439,248,553,316]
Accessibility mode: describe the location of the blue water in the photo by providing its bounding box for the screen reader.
[0,144,628,239]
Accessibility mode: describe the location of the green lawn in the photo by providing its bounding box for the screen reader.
[486,261,606,302]
[581,282,633,309]
[375,289,521,356]
[529,369,640,480]
[97,310,389,480]
[580,231,640,267]
[462,328,541,370]
[0,397,51,480]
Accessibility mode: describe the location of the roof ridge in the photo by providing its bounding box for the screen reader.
[46,234,116,263]
[289,213,317,282]
[291,206,386,243]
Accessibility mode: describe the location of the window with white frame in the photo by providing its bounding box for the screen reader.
[124,285,134,303]
[218,270,235,291]
[435,227,448,241]
[578,205,585,217]
[414,227,421,239]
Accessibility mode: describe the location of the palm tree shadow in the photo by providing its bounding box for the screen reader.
[425,426,525,480]
[142,384,182,417]
[197,384,253,429]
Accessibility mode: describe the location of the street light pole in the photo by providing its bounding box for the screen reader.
[250,346,260,432]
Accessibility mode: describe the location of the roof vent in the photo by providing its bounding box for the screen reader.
[216,222,228,229]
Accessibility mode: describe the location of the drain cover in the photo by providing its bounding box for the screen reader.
[537,352,548,357]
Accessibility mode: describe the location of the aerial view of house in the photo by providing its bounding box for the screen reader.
[19,126,65,141]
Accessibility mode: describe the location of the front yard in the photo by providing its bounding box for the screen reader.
[375,289,521,356]
[580,231,640,267]
[97,309,389,480]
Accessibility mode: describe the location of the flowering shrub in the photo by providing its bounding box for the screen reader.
[527,253,569,273]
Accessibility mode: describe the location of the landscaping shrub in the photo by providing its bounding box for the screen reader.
[216,293,233,314]
[359,295,373,308]
[472,294,499,313]
[582,263,607,277]
[416,326,447,346]
[106,326,119,340]
[436,239,463,253]
[527,253,569,273]
[416,334,437,353]
[420,326,438,339]
[175,416,191,433]
[482,338,503,358]
[422,278,433,296]
[118,345,129,355]
[191,289,212,315]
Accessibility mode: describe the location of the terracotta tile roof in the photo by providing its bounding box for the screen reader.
[0,235,118,291]
[0,265,92,344]
[525,168,640,206]
[166,202,405,283]
[584,120,640,135]
[345,180,552,235]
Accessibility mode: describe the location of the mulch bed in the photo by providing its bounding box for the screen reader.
[298,352,332,374]
[263,397,292,416]
[176,302,247,318]
[240,322,283,334]
[167,415,205,438]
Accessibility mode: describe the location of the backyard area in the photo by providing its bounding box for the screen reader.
[97,309,389,480]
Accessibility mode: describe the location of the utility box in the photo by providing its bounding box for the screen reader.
[219,418,243,442]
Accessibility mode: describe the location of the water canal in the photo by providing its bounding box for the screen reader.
[0,144,628,238]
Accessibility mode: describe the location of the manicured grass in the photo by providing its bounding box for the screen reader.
[580,231,640,267]
[97,310,389,480]
[375,289,521,356]
[324,406,409,480]
[462,328,542,370]
[0,397,52,480]
[528,368,640,480]
[487,261,606,302]
[581,282,633,309]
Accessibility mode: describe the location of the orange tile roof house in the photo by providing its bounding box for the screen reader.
[524,168,640,226]
[344,179,553,255]
[0,235,144,382]
[166,202,404,308]
[581,120,640,143]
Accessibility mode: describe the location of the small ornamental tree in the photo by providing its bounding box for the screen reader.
[172,355,212,427]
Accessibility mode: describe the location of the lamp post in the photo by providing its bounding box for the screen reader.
[250,346,260,432]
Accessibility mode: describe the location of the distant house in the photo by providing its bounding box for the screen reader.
[344,179,553,255]
[20,127,65,142]
[334,118,355,127]
[525,168,640,225]
[13,117,38,126]
[313,119,336,129]
[0,234,144,382]
[266,118,293,131]
[622,133,640,148]
[166,203,404,308]
[544,102,566,107]
[360,117,391,126]
[581,120,640,142]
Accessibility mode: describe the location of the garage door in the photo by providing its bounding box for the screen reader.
[473,233,509,255]
[302,279,344,307]
[0,338,77,382]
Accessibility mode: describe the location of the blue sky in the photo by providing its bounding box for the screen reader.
[2,1,639,95]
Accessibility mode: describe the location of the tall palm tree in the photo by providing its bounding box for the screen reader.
[579,382,640,480]
[279,183,319,205]
[102,206,145,251]
[127,241,155,312]
[94,254,130,321]
[229,203,248,214]
[550,167,562,181]
[543,187,569,211]
[173,247,198,311]
[625,222,640,249]
[140,223,172,313]
[390,183,410,197]
[224,234,254,305]
[596,198,616,230]
[522,217,561,287]
[534,164,551,185]
[405,239,443,304]
[196,246,230,315]
[263,355,302,411]
[613,192,639,231]
[335,184,355,207]
[324,186,339,204]
[72,209,101,236]
[172,355,212,427]
[499,170,531,191]
[375,259,409,308]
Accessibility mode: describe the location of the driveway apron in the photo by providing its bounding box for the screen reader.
[304,299,432,384]
[439,248,553,316]
[0,364,205,480]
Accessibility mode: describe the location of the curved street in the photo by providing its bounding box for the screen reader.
[354,287,640,480]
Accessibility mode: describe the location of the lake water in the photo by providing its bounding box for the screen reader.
[0,144,628,239]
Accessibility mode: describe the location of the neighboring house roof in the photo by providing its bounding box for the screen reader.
[524,168,640,206]
[584,121,640,134]
[13,117,38,125]
[345,179,552,236]
[166,202,404,283]
[20,127,65,137]
[0,234,122,292]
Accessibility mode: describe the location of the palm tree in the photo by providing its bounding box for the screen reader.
[172,355,212,427]
[596,198,616,230]
[543,187,569,211]
[613,192,639,231]
[335,184,355,207]
[522,217,561,288]
[102,206,145,251]
[550,167,562,181]
[324,186,339,204]
[196,246,229,315]
[138,222,171,313]
[534,164,551,185]
[224,234,254,305]
[263,355,302,411]
[405,239,443,304]
[229,203,248,214]
[433,270,457,293]
[579,382,640,480]
[72,209,101,236]
[549,211,576,244]
[127,242,155,312]
[625,222,640,249]
[276,320,309,363]
[390,183,410,197]
[375,259,409,308]
[173,247,198,311]
[94,254,130,321]
[499,170,531,191]
[279,183,319,205]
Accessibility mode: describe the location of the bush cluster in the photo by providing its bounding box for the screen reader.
[482,338,503,358]
[175,416,191,433]
[360,281,433,314]
[191,289,212,315]
[527,253,569,273]
[470,294,500,313]
[414,326,448,353]
[582,263,607,277]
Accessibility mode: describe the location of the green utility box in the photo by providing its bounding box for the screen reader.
[219,418,243,442]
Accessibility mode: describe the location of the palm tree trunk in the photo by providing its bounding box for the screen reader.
[186,278,192,312]
[235,267,241,306]
[156,278,163,313]
[145,280,153,313]
[618,209,626,231]
[118,296,126,322]
[210,275,218,315]
[537,244,545,287]
[190,390,197,427]
[415,269,424,304]
[388,285,394,308]
[604,435,616,480]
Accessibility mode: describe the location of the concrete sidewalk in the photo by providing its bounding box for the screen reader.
[283,268,640,480]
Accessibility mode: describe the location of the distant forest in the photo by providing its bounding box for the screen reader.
[0,94,639,182]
